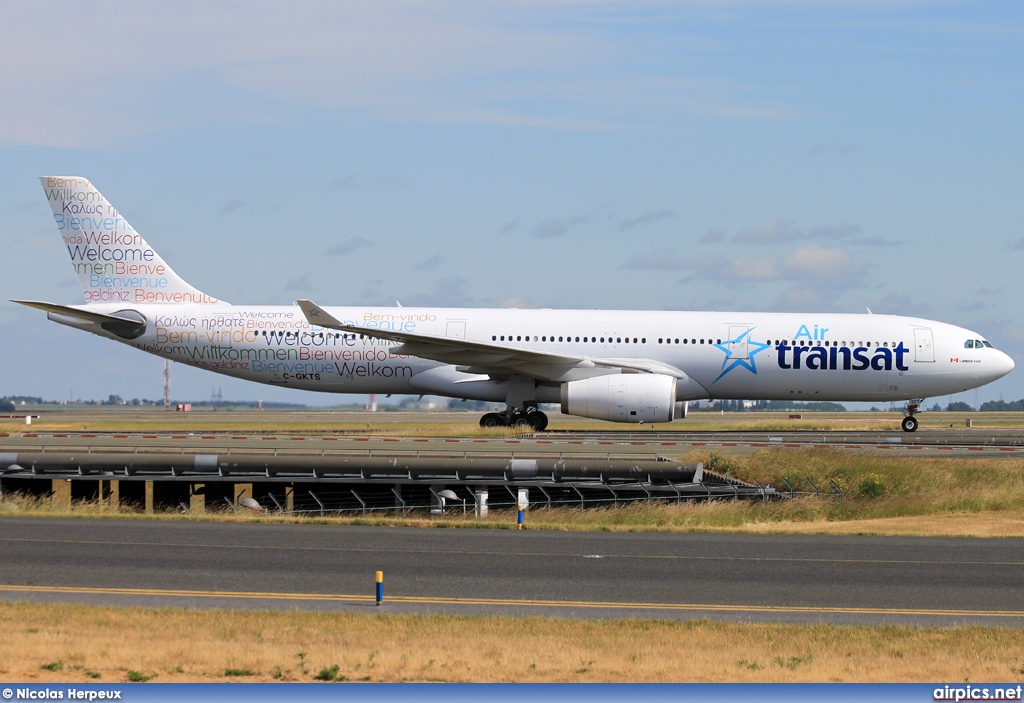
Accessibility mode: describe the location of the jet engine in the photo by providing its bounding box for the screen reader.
[560,373,677,423]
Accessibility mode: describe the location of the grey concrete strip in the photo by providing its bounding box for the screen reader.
[1,517,1023,625]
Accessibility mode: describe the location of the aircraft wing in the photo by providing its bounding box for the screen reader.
[296,299,687,383]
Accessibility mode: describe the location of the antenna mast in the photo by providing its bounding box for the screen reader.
[163,360,171,411]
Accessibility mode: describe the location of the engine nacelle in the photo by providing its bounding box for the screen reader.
[560,373,677,423]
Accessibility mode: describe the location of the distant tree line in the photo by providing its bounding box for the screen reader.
[931,401,1024,412]
[978,399,1024,411]
[0,396,308,410]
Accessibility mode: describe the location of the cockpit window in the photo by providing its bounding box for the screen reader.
[976,339,985,348]
[965,340,974,348]
[983,340,993,348]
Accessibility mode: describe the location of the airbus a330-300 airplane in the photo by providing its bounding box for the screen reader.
[14,177,1014,432]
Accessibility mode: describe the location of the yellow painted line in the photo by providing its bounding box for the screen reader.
[3,537,1023,567]
[1,584,1023,618]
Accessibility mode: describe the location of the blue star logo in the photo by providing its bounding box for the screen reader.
[713,328,770,383]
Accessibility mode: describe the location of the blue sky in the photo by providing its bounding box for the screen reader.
[1,1,1022,406]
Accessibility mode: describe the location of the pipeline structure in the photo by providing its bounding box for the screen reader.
[0,445,772,514]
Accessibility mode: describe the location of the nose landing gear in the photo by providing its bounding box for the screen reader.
[901,399,924,432]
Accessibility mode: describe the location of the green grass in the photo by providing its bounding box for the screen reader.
[223,668,254,677]
[126,670,156,682]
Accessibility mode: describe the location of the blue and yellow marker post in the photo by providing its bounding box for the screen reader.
[517,507,524,530]
[375,571,383,606]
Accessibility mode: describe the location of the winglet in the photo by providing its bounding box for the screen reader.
[296,299,345,329]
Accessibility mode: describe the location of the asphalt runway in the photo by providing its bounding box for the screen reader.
[1,517,1022,626]
[6,427,1024,460]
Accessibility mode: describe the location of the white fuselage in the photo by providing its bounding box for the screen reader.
[57,303,1013,404]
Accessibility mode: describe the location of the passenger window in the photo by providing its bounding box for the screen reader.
[965,340,974,348]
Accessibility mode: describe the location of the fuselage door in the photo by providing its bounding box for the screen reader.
[446,320,467,339]
[727,325,750,360]
[914,328,935,363]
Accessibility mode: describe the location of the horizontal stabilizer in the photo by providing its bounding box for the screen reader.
[12,300,146,338]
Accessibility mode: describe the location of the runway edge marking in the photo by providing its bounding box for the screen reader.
[1,584,1023,618]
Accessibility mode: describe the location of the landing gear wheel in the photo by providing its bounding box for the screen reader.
[480,413,505,428]
[512,416,533,430]
[901,416,919,433]
[525,411,548,431]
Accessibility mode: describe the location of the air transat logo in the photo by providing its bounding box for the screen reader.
[713,328,770,383]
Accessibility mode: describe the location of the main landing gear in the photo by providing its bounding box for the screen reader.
[901,399,924,433]
[479,406,548,431]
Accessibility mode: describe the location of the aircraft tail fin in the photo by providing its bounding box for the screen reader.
[40,176,225,305]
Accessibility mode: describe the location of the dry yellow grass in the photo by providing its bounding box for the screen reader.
[5,498,1024,537]
[5,448,1024,537]
[732,511,1024,537]
[2,601,1023,683]
[6,408,1024,435]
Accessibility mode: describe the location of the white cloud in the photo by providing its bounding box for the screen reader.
[413,254,446,272]
[283,272,316,293]
[781,245,868,281]
[731,220,901,248]
[533,216,589,238]
[0,1,798,147]
[626,244,868,285]
[499,296,542,309]
[404,276,472,307]
[734,217,801,244]
[325,237,371,256]
[618,210,675,231]
[874,292,931,316]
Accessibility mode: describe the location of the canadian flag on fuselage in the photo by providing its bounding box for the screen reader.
[40,176,225,306]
